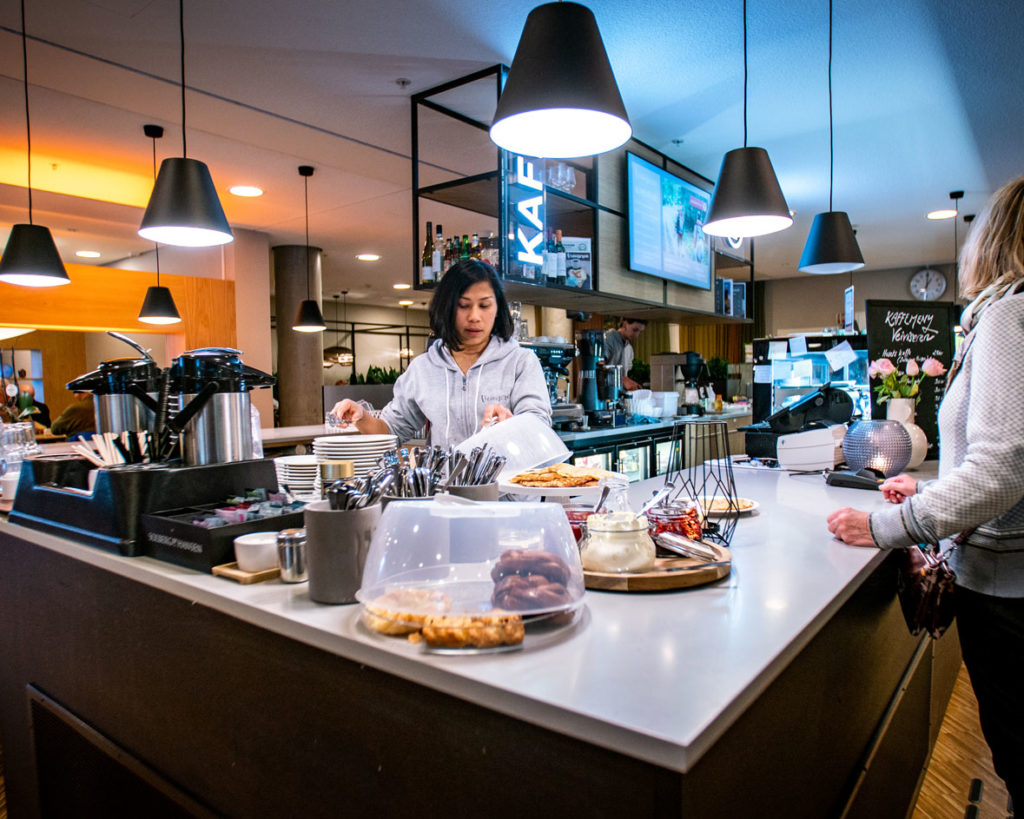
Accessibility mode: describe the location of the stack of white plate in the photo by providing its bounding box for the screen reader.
[312,433,397,479]
[273,454,320,501]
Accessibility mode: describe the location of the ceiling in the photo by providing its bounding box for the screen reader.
[1,0,1022,311]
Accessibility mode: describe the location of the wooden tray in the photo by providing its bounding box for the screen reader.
[584,548,731,592]
[212,562,280,584]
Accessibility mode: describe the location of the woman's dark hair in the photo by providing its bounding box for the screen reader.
[428,259,513,350]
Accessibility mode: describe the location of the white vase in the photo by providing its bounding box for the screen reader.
[887,398,927,469]
[886,398,916,425]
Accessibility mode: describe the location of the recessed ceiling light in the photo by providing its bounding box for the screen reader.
[398,299,415,306]
[393,283,411,290]
[356,253,381,262]
[927,209,958,220]
[75,250,102,258]
[229,185,263,197]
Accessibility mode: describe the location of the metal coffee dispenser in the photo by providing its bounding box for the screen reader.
[67,331,162,434]
[168,347,275,465]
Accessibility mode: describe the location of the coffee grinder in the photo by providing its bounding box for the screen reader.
[519,339,583,429]
[676,351,709,415]
[576,330,618,427]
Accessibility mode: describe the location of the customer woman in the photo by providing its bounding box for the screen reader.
[331,259,550,448]
[827,177,1024,806]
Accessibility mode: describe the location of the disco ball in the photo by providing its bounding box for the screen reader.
[841,420,912,477]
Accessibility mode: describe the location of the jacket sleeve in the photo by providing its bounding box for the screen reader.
[870,297,1024,548]
[509,349,552,425]
[379,364,428,443]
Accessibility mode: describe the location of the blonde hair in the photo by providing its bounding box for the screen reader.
[959,176,1024,300]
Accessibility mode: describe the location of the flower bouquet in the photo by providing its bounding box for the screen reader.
[869,357,947,403]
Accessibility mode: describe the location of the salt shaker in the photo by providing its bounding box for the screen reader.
[277,528,308,583]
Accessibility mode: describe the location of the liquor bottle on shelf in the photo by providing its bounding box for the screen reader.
[541,228,556,284]
[421,221,435,283]
[482,231,500,272]
[460,234,471,260]
[432,223,444,278]
[470,232,481,260]
[554,229,567,285]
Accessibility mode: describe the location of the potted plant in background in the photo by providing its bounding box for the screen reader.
[869,357,947,468]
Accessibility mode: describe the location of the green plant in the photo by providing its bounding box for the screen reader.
[353,365,401,385]
[707,356,729,381]
[628,358,649,385]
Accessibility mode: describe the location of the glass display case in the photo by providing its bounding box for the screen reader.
[752,335,870,424]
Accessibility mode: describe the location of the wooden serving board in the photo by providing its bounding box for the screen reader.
[212,562,280,584]
[584,548,731,592]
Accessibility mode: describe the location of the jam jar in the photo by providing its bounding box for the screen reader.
[579,512,656,573]
[646,502,703,555]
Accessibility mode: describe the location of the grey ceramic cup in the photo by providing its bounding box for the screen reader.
[304,500,381,604]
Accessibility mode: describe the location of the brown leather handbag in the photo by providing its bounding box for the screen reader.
[897,528,973,639]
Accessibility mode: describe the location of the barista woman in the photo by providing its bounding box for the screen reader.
[331,259,550,448]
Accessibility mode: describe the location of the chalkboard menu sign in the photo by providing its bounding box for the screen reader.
[865,300,957,459]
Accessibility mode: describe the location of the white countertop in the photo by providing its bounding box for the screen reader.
[1,466,904,774]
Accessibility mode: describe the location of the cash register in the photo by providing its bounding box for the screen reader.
[741,385,853,469]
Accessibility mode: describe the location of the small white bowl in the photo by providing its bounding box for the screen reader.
[234,532,279,573]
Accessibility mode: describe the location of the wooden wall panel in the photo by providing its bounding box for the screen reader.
[0,262,236,352]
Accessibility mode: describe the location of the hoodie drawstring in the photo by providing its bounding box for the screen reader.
[444,368,451,446]
[473,360,485,428]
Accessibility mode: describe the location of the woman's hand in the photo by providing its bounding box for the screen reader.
[481,404,513,427]
[879,473,917,504]
[826,507,876,546]
[330,398,364,427]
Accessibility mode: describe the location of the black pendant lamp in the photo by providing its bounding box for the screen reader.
[799,0,864,274]
[703,0,792,238]
[0,0,70,288]
[323,292,354,366]
[138,0,232,248]
[490,2,631,158]
[138,125,183,324]
[292,166,326,333]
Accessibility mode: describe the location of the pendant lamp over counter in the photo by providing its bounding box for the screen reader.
[0,0,70,287]
[703,0,792,239]
[293,165,326,333]
[138,0,233,248]
[799,0,864,274]
[138,125,182,325]
[490,1,631,158]
[323,292,354,366]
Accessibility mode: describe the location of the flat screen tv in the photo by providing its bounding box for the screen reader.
[626,152,712,290]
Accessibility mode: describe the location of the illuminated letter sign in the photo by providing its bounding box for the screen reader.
[514,156,544,266]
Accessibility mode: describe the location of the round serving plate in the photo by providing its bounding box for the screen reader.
[498,471,629,497]
[698,498,759,517]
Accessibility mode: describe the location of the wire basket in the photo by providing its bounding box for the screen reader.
[662,420,739,546]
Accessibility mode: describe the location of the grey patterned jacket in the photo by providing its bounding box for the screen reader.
[869,286,1024,597]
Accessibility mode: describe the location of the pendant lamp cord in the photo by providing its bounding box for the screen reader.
[742,0,748,148]
[828,0,834,213]
[179,0,187,158]
[151,136,161,284]
[19,0,33,224]
[304,174,311,300]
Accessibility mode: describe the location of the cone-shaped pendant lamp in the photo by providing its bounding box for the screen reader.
[703,0,792,238]
[323,292,354,366]
[138,0,232,247]
[490,2,631,158]
[293,166,326,333]
[0,0,70,287]
[799,0,864,274]
[138,125,183,324]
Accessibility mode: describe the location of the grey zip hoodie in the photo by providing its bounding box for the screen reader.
[380,336,551,448]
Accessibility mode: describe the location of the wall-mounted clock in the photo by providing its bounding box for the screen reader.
[909,268,947,300]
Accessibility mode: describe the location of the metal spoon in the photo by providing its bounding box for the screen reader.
[594,484,611,514]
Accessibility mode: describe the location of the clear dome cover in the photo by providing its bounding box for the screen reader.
[357,500,585,648]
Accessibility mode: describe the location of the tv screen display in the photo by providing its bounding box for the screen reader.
[626,152,712,290]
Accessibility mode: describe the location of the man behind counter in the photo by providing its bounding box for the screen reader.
[603,317,647,391]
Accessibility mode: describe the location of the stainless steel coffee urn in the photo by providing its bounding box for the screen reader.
[168,348,275,466]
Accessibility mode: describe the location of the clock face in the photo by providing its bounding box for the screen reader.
[910,268,947,300]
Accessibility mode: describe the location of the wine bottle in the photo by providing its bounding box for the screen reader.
[432,223,443,278]
[460,234,471,260]
[541,228,556,284]
[421,221,435,283]
[554,229,567,284]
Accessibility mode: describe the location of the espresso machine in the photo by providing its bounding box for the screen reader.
[575,330,623,427]
[519,339,584,429]
[676,351,711,415]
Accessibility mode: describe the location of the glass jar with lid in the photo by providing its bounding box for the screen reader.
[579,511,656,573]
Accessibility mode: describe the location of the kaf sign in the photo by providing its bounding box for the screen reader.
[512,156,544,278]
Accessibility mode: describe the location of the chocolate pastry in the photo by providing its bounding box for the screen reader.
[491,549,571,587]
[492,574,573,610]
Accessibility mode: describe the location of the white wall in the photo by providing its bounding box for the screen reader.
[763,263,958,336]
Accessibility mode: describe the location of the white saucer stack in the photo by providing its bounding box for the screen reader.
[273,454,320,501]
[312,433,398,480]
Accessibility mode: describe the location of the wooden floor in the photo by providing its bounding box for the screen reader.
[0,665,1011,818]
[912,663,1012,819]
